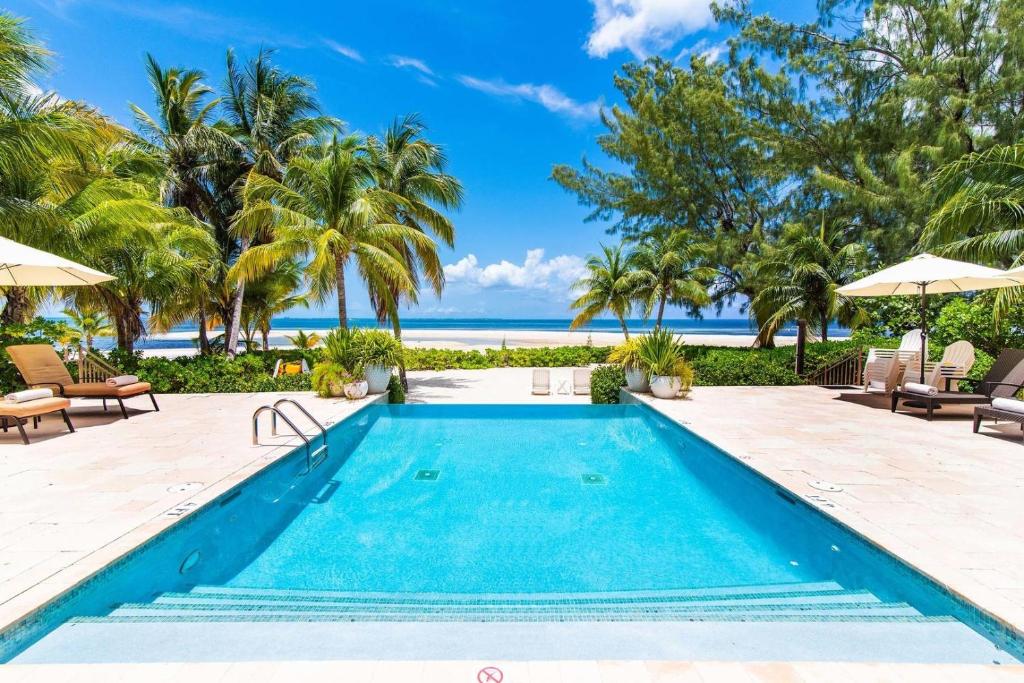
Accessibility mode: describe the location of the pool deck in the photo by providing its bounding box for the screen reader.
[1,369,1023,679]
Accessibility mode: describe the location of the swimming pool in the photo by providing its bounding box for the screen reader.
[4,403,1021,663]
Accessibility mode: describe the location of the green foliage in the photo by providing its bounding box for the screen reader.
[590,365,626,404]
[387,374,406,404]
[132,353,311,394]
[401,346,613,371]
[607,338,645,371]
[930,294,1024,357]
[360,329,403,367]
[635,329,691,380]
[688,348,802,386]
[311,361,351,398]
[285,330,321,349]
[320,328,364,374]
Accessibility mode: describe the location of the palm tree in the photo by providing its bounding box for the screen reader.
[570,244,635,338]
[63,305,113,351]
[365,114,463,386]
[218,49,341,355]
[241,261,308,351]
[231,136,435,327]
[753,218,869,343]
[285,330,321,349]
[627,229,715,328]
[922,142,1024,319]
[0,15,111,322]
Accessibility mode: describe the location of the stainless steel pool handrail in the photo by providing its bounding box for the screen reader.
[252,405,321,472]
[271,398,327,443]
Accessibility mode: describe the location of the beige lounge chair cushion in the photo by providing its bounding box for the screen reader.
[62,382,152,398]
[0,396,71,418]
[5,344,75,386]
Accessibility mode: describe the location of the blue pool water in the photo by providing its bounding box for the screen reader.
[4,404,1021,663]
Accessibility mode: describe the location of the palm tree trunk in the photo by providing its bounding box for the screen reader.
[0,287,31,324]
[261,326,270,352]
[224,239,251,358]
[655,295,667,329]
[392,315,408,390]
[618,317,630,339]
[336,253,348,329]
[820,310,829,342]
[197,307,211,356]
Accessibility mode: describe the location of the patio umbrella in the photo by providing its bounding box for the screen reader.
[0,236,114,286]
[836,253,1019,383]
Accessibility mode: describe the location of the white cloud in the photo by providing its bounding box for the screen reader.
[323,39,364,62]
[389,55,434,76]
[444,249,587,292]
[457,76,601,120]
[586,0,716,58]
[674,38,727,64]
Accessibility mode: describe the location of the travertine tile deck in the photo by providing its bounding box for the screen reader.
[0,391,380,635]
[631,385,1024,639]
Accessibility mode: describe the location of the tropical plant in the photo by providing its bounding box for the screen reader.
[636,328,693,386]
[607,337,646,372]
[240,261,307,350]
[752,219,870,343]
[590,364,627,404]
[319,327,364,375]
[231,136,435,327]
[569,244,635,337]
[360,329,403,368]
[285,330,321,349]
[626,229,714,327]
[365,115,462,387]
[63,306,113,351]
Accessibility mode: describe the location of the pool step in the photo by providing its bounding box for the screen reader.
[94,583,932,623]
[15,581,1016,664]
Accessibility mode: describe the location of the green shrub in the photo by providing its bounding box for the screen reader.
[401,345,612,371]
[591,365,626,404]
[388,374,406,404]
[689,348,803,386]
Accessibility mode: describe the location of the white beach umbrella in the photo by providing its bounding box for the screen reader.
[837,253,1019,383]
[0,236,114,286]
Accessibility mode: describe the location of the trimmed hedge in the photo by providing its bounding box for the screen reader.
[4,333,951,394]
[590,365,626,404]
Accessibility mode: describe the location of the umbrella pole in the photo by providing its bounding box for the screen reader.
[919,283,928,384]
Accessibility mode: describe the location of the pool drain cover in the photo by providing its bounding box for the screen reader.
[581,473,606,485]
[809,480,843,493]
[414,469,440,481]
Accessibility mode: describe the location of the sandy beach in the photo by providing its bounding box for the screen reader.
[137,328,820,358]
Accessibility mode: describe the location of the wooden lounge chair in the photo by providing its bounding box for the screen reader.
[863,329,922,395]
[572,367,592,395]
[973,402,1024,444]
[6,344,158,419]
[532,369,551,395]
[0,396,74,444]
[903,340,975,391]
[891,348,1024,421]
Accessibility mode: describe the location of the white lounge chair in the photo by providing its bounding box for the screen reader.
[903,340,975,391]
[864,329,923,395]
[572,367,592,395]
[532,369,551,395]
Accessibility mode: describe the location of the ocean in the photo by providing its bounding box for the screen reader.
[61,317,850,351]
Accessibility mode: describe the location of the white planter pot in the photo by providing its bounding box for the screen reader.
[343,380,369,400]
[625,368,650,393]
[650,375,681,399]
[364,364,392,394]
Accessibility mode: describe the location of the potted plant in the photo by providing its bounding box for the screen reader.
[608,338,649,392]
[342,364,368,399]
[637,329,694,399]
[312,328,368,400]
[311,361,347,397]
[359,330,403,394]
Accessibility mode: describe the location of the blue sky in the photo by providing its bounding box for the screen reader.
[13,0,813,320]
